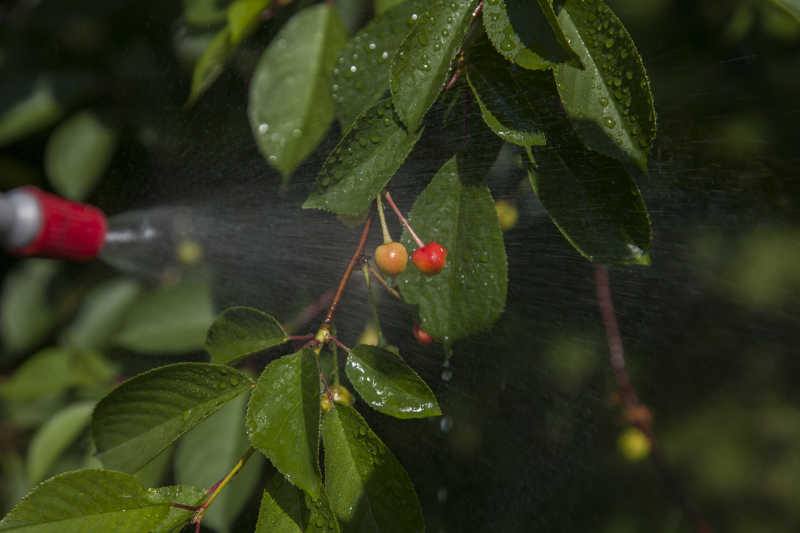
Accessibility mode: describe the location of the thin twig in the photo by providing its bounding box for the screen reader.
[594,265,713,533]
[191,447,256,531]
[321,214,373,329]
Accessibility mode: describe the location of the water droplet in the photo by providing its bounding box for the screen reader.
[381,51,389,61]
[258,123,269,134]
[501,39,514,52]
[410,13,419,22]
[441,368,453,382]
[599,96,609,107]
[349,65,357,73]
[603,117,615,128]
[440,415,453,433]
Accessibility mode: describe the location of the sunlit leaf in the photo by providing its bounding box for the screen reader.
[553,0,656,170]
[44,110,117,200]
[246,348,321,497]
[183,0,228,27]
[92,363,253,473]
[175,394,263,532]
[248,4,347,179]
[60,278,140,350]
[483,0,580,70]
[322,405,424,533]
[332,0,421,127]
[303,98,422,216]
[397,156,507,342]
[390,0,479,131]
[466,39,547,147]
[227,0,271,44]
[0,260,59,355]
[205,306,288,364]
[345,345,440,419]
[255,473,306,533]
[526,142,651,264]
[0,469,171,532]
[149,485,207,533]
[26,402,95,484]
[112,279,214,354]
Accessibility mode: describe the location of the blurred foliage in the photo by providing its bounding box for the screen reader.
[0,0,799,532]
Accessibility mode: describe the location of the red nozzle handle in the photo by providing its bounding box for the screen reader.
[15,187,107,261]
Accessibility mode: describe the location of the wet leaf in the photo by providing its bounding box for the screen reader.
[390,0,479,131]
[345,345,440,419]
[466,39,547,147]
[553,0,656,170]
[248,4,347,179]
[375,0,406,15]
[526,142,651,264]
[92,363,253,472]
[205,306,288,365]
[149,485,207,533]
[112,279,214,354]
[60,278,141,350]
[0,469,171,532]
[44,110,117,200]
[246,348,321,497]
[397,156,507,342]
[322,405,424,533]
[483,0,580,70]
[175,394,263,532]
[332,0,421,128]
[304,481,341,533]
[303,98,422,216]
[255,473,306,533]
[26,402,95,484]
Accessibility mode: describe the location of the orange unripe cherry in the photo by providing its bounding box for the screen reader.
[413,322,434,344]
[374,241,408,276]
[412,242,447,275]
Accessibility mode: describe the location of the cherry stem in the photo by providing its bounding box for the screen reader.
[594,265,713,533]
[191,447,256,530]
[322,214,373,329]
[445,70,461,92]
[384,191,424,248]
[367,264,401,300]
[319,371,335,404]
[330,335,351,353]
[283,289,334,334]
[172,504,200,511]
[472,0,483,18]
[376,197,393,244]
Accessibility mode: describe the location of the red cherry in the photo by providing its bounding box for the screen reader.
[413,322,434,344]
[374,241,408,276]
[412,242,447,275]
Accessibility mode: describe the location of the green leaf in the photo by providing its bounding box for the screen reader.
[466,39,547,147]
[304,483,341,533]
[322,405,424,533]
[375,0,406,15]
[149,485,207,533]
[246,348,321,497]
[771,0,800,21]
[188,27,234,105]
[0,260,59,355]
[303,98,422,216]
[526,142,651,264]
[184,0,228,27]
[397,156,507,342]
[112,279,214,354]
[60,279,141,350]
[26,402,95,484]
[175,394,263,533]
[553,0,656,171]
[0,78,66,147]
[483,0,580,70]
[92,362,253,473]
[44,110,117,201]
[390,0,479,130]
[0,469,172,532]
[255,473,307,533]
[248,4,347,179]
[0,348,113,402]
[345,345,440,419]
[332,0,421,127]
[205,306,288,365]
[227,0,271,44]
